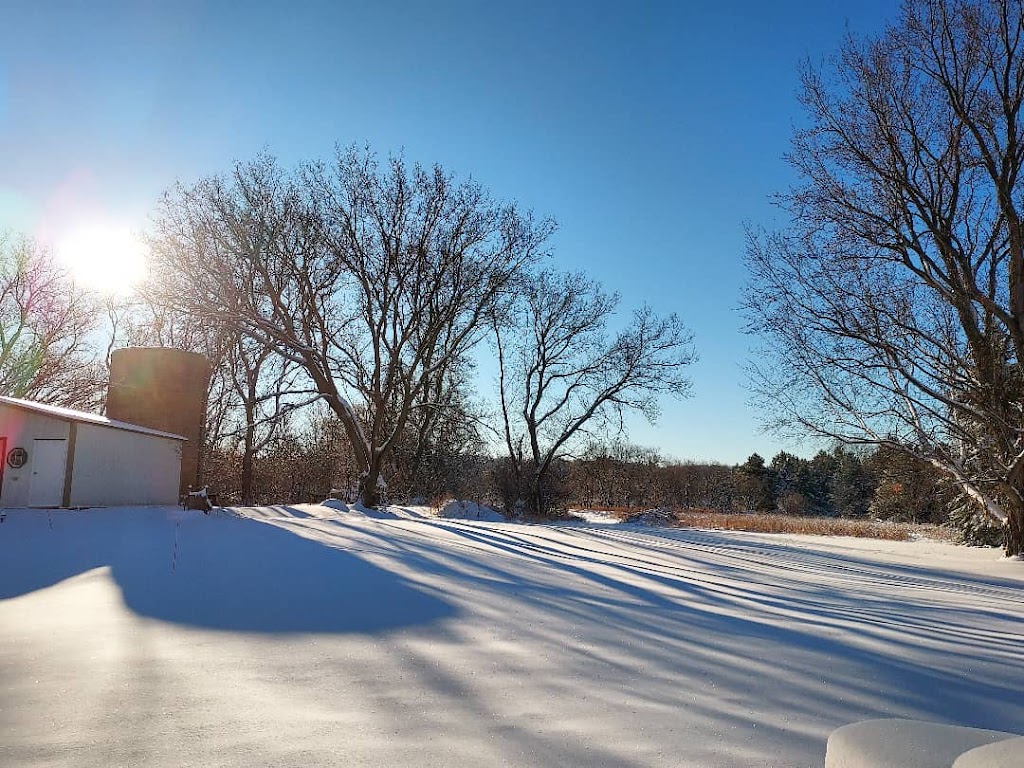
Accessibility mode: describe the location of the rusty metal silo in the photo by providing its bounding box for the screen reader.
[106,347,212,498]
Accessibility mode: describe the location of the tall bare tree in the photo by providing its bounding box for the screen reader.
[494,269,695,515]
[0,232,104,409]
[150,149,552,506]
[745,0,1024,554]
[220,334,318,503]
[386,351,487,500]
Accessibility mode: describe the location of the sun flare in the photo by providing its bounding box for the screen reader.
[56,224,148,295]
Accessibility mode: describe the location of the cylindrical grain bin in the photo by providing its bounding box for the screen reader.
[106,347,212,499]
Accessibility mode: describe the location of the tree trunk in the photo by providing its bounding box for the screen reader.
[359,453,385,508]
[240,443,254,506]
[317,388,383,507]
[529,484,544,518]
[528,464,549,518]
[1006,507,1024,558]
[240,401,256,505]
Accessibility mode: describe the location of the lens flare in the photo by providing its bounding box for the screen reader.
[56,224,147,295]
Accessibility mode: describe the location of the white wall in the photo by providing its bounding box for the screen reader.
[69,423,181,506]
[0,404,71,507]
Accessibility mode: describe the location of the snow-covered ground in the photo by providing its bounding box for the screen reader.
[1,504,1022,767]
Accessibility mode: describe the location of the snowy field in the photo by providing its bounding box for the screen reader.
[1,504,1022,768]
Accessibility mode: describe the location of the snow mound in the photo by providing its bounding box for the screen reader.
[381,505,434,519]
[436,499,504,521]
[624,507,676,526]
[567,509,621,525]
[824,718,1019,768]
[317,499,502,521]
[320,498,399,519]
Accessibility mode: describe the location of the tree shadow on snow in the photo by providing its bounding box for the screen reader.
[345,519,1024,736]
[0,509,456,634]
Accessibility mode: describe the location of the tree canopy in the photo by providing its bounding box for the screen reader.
[745,0,1024,554]
[150,148,553,505]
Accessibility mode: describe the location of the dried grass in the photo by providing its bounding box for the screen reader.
[608,507,916,541]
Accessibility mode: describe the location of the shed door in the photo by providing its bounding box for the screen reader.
[28,439,67,507]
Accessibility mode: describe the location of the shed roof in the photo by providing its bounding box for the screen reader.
[0,396,187,441]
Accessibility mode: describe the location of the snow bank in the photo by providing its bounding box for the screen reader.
[320,498,400,519]
[567,509,621,525]
[316,498,503,521]
[954,736,1024,767]
[435,499,504,521]
[824,719,1019,768]
[623,506,675,526]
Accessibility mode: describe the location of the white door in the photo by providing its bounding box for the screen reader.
[28,439,67,507]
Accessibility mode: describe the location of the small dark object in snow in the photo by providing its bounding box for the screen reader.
[183,485,215,513]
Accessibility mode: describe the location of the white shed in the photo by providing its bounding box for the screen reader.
[0,396,185,508]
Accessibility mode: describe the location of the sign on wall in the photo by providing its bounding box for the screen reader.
[7,447,28,469]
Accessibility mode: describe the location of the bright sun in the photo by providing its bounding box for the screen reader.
[56,224,148,295]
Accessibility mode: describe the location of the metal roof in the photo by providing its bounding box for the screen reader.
[0,396,188,441]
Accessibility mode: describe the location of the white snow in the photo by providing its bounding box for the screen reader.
[567,508,621,525]
[310,498,503,522]
[435,498,504,521]
[1,504,1022,767]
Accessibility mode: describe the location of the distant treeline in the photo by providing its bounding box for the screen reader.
[203,419,954,529]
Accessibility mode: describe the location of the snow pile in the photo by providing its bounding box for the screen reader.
[568,509,622,525]
[318,497,503,521]
[623,506,676,526]
[824,718,1021,768]
[381,504,434,519]
[320,498,398,519]
[435,499,504,521]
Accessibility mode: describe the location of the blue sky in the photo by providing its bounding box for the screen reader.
[0,1,897,464]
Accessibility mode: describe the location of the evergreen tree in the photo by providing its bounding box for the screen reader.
[830,449,874,518]
[806,450,840,515]
[770,451,816,515]
[736,453,775,512]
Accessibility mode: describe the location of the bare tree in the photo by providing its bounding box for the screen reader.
[220,334,317,504]
[494,269,695,516]
[566,440,663,511]
[386,351,488,500]
[0,233,104,409]
[203,402,362,504]
[744,0,1024,554]
[150,149,552,506]
[122,268,324,502]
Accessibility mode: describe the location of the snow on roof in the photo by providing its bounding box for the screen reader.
[0,395,187,441]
